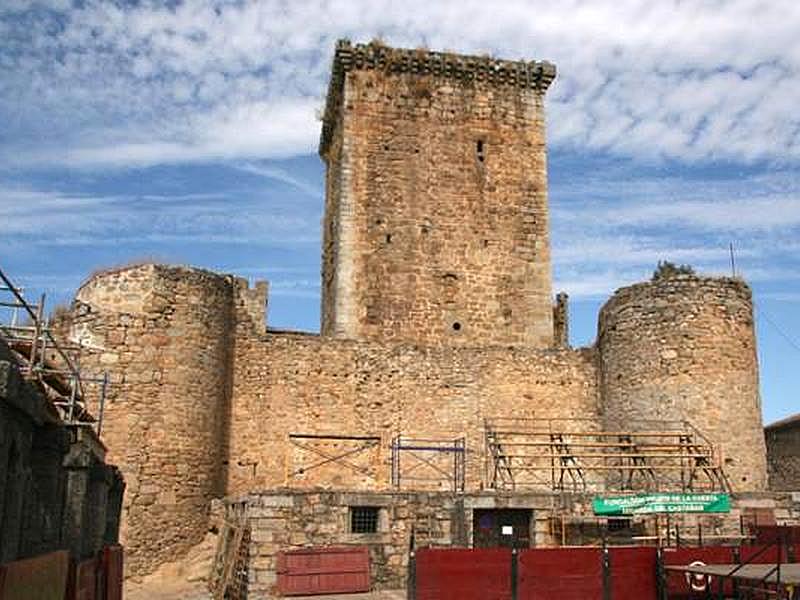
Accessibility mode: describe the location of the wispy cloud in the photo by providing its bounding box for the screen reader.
[550,165,800,299]
[2,1,800,168]
[232,163,323,199]
[0,182,319,246]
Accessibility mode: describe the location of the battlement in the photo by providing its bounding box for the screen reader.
[320,39,557,155]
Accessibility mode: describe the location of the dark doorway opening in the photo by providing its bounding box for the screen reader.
[472,508,532,549]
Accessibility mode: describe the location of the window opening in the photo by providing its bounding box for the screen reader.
[607,518,631,532]
[350,506,379,533]
[476,140,485,162]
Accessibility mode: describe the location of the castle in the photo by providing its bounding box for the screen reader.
[62,41,784,592]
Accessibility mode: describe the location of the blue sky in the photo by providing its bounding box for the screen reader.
[1,1,799,424]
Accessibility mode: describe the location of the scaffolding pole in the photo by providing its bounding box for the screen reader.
[0,267,109,437]
[484,417,730,494]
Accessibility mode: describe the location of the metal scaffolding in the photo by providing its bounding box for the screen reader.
[391,435,466,493]
[485,417,730,493]
[0,267,108,434]
[287,433,381,480]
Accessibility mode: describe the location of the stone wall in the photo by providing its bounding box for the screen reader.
[70,264,238,576]
[232,489,800,597]
[319,40,556,348]
[67,262,772,580]
[765,415,800,491]
[598,275,768,492]
[232,490,558,596]
[0,338,123,564]
[227,326,599,496]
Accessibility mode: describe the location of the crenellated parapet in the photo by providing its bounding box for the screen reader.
[320,38,557,155]
[233,277,269,334]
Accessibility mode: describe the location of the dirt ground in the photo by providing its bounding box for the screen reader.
[122,529,406,599]
[126,582,405,600]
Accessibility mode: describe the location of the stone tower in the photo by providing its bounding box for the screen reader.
[598,275,768,491]
[319,40,557,347]
[69,265,236,575]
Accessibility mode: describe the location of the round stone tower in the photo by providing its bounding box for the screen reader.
[597,274,767,491]
[70,264,235,575]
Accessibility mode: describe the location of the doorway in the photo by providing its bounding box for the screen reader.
[472,509,532,549]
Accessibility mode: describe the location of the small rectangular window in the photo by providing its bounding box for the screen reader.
[350,506,379,533]
[607,518,631,532]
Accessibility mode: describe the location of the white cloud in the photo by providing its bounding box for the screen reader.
[555,195,800,233]
[0,184,319,245]
[2,0,800,167]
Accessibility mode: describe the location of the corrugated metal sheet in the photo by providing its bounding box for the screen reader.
[276,546,370,596]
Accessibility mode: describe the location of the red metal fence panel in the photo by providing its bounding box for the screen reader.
[102,546,124,600]
[662,546,735,599]
[0,550,69,600]
[70,557,97,600]
[416,548,512,600]
[608,546,658,600]
[739,544,785,564]
[518,547,603,600]
[753,525,800,545]
[276,546,370,596]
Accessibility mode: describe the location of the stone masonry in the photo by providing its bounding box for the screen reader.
[765,414,800,490]
[320,40,556,347]
[69,264,237,577]
[60,41,776,583]
[232,490,800,596]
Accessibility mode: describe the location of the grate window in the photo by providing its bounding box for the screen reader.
[350,506,380,534]
[607,518,631,532]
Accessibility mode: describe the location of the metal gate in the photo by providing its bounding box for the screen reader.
[608,547,658,600]
[414,546,657,600]
[276,546,370,596]
[415,548,512,600]
[517,547,603,600]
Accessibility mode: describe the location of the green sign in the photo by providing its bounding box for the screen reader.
[592,493,730,516]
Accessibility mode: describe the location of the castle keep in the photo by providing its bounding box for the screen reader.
[319,41,554,346]
[60,41,790,594]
